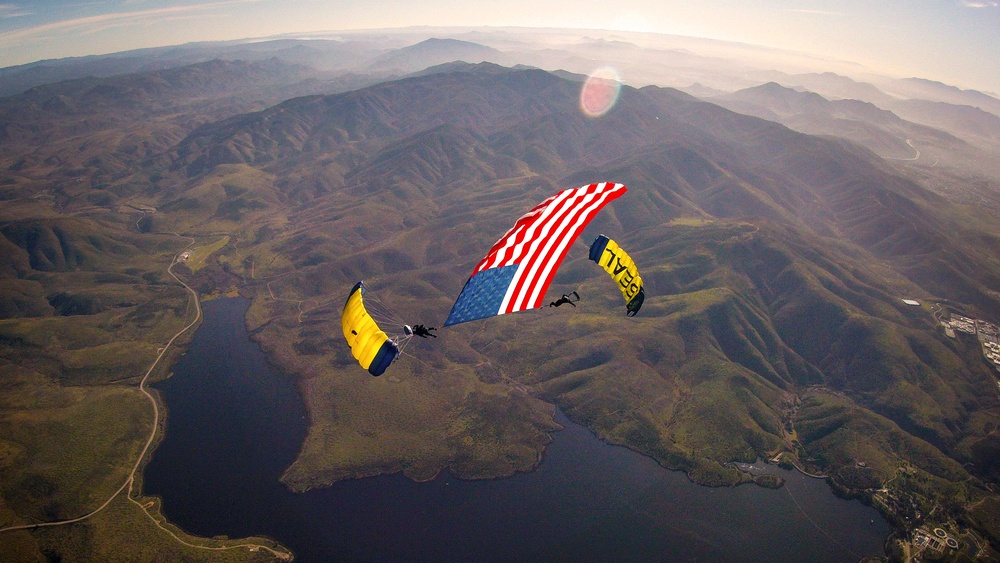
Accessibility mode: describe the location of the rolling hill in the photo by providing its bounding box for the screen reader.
[133,62,1000,494]
[3,56,1000,559]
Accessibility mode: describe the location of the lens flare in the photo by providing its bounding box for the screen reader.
[580,66,621,118]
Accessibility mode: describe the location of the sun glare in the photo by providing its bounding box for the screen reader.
[579,66,622,118]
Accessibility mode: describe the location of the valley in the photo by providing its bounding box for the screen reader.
[2,30,1000,561]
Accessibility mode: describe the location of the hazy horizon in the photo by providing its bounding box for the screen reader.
[1,1,998,95]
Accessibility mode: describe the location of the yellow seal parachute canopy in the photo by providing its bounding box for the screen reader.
[589,235,644,316]
[342,281,399,376]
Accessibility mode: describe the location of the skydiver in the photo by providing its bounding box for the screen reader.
[412,324,437,338]
[549,291,579,308]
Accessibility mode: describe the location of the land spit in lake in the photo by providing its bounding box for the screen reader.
[144,297,891,562]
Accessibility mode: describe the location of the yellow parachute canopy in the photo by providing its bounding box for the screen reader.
[588,235,644,316]
[342,281,399,376]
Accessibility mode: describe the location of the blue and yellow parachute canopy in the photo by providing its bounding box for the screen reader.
[589,235,644,317]
[342,281,399,376]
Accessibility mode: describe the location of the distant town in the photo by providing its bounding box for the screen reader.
[940,312,1000,374]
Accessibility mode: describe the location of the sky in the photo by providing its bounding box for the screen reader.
[1,0,998,93]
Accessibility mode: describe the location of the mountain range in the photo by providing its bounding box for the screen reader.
[2,31,1000,561]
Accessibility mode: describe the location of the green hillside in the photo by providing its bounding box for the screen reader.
[2,61,1000,560]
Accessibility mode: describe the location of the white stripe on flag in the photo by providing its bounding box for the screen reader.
[498,185,599,311]
[484,189,575,271]
[522,188,618,308]
[511,187,617,311]
[495,182,624,313]
[506,186,604,311]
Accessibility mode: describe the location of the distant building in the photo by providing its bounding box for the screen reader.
[978,321,999,342]
[984,341,1000,371]
[913,527,960,556]
[902,299,920,306]
[950,315,977,334]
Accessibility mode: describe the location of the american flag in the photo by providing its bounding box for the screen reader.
[445,182,627,326]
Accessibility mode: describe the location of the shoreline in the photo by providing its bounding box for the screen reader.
[1,235,295,561]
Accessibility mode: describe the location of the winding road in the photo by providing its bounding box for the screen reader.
[886,138,920,161]
[1,237,292,560]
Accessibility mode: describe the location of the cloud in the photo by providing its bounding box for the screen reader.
[0,0,261,43]
[0,3,33,18]
[959,1,998,7]
[782,9,843,17]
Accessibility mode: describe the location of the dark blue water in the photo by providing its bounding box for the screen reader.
[144,297,891,562]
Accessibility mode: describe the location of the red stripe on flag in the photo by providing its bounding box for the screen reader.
[474,191,565,273]
[461,182,628,318]
[520,188,621,310]
[503,184,605,312]
[473,196,554,272]
[505,184,623,312]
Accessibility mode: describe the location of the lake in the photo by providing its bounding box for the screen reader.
[144,297,891,562]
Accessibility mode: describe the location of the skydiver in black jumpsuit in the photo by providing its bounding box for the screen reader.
[412,324,437,338]
[549,291,579,308]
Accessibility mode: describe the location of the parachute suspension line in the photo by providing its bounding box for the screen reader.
[395,335,415,356]
[363,288,412,338]
[363,289,395,318]
[366,309,398,329]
